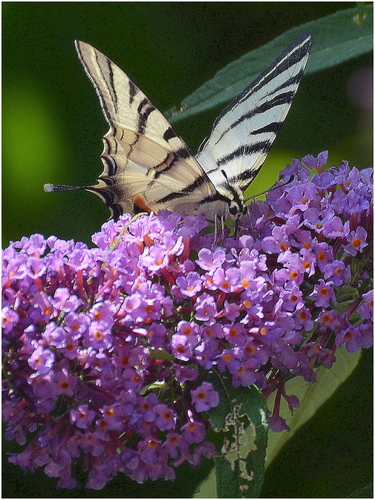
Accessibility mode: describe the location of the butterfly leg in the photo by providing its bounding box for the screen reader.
[221,216,226,242]
[233,217,240,239]
[213,215,218,245]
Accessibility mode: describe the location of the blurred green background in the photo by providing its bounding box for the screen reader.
[3,2,372,247]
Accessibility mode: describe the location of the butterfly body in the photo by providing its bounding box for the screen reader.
[44,32,312,222]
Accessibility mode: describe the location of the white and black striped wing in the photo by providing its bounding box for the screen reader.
[196,31,312,202]
[74,40,225,220]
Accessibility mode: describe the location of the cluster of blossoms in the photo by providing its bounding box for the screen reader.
[2,152,373,489]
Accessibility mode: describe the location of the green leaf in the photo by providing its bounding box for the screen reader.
[265,347,361,467]
[203,370,268,498]
[261,348,372,498]
[347,484,374,498]
[167,5,373,123]
[196,349,360,497]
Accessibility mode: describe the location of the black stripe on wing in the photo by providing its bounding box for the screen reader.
[247,45,309,98]
[76,46,115,125]
[250,120,283,136]
[217,141,270,167]
[153,147,193,179]
[163,126,178,141]
[157,174,208,203]
[137,99,156,134]
[197,31,312,156]
[103,57,118,114]
[128,80,138,104]
[217,31,312,123]
[216,90,295,144]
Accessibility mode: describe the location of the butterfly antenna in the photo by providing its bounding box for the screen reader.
[244,175,294,205]
[44,183,87,193]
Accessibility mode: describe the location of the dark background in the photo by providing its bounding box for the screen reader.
[2,3,373,497]
[3,2,372,246]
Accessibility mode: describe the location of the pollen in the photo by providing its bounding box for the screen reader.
[121,355,129,366]
[66,342,75,351]
[99,421,109,430]
[93,330,103,340]
[321,313,331,323]
[245,345,255,355]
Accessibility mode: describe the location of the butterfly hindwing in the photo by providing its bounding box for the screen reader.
[196,31,312,199]
[75,40,223,219]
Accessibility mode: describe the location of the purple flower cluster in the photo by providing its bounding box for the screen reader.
[2,152,373,488]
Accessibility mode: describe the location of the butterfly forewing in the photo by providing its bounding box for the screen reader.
[75,40,222,218]
[196,31,312,198]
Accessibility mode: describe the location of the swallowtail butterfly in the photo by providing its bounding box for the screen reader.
[44,31,312,222]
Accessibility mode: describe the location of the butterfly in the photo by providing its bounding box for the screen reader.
[44,31,312,222]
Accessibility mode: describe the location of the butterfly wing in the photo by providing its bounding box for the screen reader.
[46,35,312,222]
[75,40,225,220]
[196,31,312,201]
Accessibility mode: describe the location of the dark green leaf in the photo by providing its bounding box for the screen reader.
[266,347,361,467]
[261,349,372,498]
[205,370,268,498]
[167,5,373,122]
[347,484,373,498]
